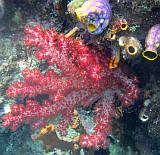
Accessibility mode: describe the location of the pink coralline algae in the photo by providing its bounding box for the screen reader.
[1,25,140,149]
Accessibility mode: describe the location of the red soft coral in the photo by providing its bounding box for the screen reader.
[2,25,140,149]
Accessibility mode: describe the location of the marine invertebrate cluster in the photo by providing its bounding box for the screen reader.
[104,18,141,68]
[1,25,139,149]
[107,18,128,41]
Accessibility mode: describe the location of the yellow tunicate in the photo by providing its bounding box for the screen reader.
[118,36,142,58]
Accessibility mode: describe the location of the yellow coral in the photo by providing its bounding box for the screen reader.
[37,124,55,139]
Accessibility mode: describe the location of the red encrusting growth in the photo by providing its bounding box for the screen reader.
[2,25,140,149]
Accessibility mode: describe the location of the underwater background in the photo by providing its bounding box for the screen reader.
[0,0,160,155]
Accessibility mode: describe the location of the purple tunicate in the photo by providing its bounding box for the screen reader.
[142,24,160,61]
[75,0,112,34]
